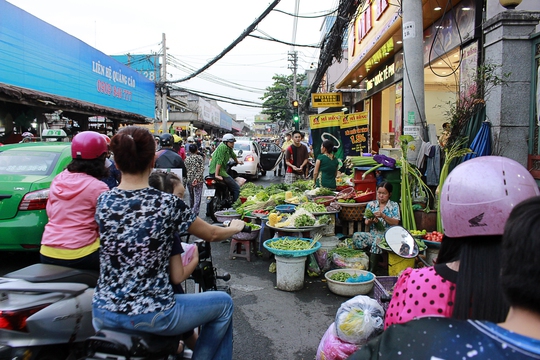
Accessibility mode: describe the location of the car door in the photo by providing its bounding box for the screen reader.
[259,143,283,171]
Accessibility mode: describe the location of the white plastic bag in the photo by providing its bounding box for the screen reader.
[334,295,384,345]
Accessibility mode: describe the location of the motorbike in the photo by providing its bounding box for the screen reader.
[0,264,98,360]
[81,223,250,360]
[204,154,242,223]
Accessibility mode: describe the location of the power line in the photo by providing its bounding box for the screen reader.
[166,0,282,84]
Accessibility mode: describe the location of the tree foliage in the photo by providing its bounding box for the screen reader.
[260,73,308,129]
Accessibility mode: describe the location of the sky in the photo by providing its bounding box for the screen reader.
[7,0,338,123]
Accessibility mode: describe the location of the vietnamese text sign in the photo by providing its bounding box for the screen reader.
[311,93,343,108]
[340,111,369,156]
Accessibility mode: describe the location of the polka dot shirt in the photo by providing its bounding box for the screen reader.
[384,265,457,329]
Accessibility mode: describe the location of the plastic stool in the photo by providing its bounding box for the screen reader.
[229,238,253,261]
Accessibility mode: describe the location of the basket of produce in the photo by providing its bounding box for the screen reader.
[335,185,352,192]
[263,236,321,257]
[268,208,318,228]
[215,210,242,223]
[313,196,336,207]
[336,187,356,200]
[233,223,261,241]
[371,276,398,312]
[354,190,376,203]
[325,269,375,297]
[305,187,336,200]
[275,204,297,214]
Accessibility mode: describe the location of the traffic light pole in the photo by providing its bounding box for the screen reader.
[292,100,299,130]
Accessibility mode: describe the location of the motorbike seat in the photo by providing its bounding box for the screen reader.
[85,328,179,358]
[4,263,98,287]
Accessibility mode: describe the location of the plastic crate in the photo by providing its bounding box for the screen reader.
[371,276,398,312]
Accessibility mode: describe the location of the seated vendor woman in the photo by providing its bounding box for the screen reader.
[352,182,400,272]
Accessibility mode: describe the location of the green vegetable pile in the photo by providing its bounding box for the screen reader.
[316,215,331,225]
[298,203,327,213]
[364,209,385,231]
[329,271,374,283]
[294,214,316,227]
[266,238,312,251]
[329,247,365,258]
[244,223,261,230]
[316,187,335,196]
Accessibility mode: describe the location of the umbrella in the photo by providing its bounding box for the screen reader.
[463,121,491,162]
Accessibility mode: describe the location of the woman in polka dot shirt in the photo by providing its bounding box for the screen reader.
[384,156,540,329]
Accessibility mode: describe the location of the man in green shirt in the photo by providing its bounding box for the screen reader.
[208,134,243,202]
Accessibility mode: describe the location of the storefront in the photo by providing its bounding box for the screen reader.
[336,0,480,153]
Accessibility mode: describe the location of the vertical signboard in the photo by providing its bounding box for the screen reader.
[310,112,344,161]
[340,111,369,156]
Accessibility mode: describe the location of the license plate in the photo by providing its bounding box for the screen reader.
[204,189,216,197]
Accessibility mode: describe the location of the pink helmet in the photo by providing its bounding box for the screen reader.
[71,131,108,160]
[441,156,539,237]
[100,134,111,145]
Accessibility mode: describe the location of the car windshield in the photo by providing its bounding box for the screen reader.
[0,150,60,176]
[234,143,250,151]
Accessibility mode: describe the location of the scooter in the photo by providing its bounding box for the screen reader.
[204,157,242,223]
[80,225,251,360]
[0,264,98,360]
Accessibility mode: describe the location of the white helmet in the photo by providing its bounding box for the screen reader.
[187,136,195,142]
[222,134,236,143]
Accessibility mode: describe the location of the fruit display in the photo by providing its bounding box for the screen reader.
[409,229,427,237]
[423,231,443,242]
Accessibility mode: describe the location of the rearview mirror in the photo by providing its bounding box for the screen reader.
[238,150,243,156]
[384,226,419,258]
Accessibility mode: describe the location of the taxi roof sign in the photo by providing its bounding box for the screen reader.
[311,93,342,108]
[41,129,68,138]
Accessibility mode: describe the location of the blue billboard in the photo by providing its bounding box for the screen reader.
[111,54,160,83]
[0,1,155,118]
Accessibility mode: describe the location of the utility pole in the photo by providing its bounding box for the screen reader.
[402,0,425,163]
[288,0,300,131]
[161,33,168,135]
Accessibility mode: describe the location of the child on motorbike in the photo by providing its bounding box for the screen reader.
[149,170,199,354]
[93,126,244,360]
[40,131,109,271]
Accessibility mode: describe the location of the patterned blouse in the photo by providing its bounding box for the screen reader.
[184,153,204,183]
[93,187,197,315]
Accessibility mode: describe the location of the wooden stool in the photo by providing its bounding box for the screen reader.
[229,238,253,261]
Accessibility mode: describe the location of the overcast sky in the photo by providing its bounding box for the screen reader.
[7,0,338,122]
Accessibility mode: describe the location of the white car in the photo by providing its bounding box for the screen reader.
[232,140,282,179]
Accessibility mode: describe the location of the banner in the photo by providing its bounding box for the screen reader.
[309,112,344,161]
[340,111,369,156]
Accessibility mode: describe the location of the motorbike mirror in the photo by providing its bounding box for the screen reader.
[384,226,419,258]
[237,149,243,156]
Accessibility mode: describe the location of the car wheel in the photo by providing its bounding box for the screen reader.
[261,170,266,177]
[252,170,259,180]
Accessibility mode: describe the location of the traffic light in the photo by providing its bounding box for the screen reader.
[292,100,299,130]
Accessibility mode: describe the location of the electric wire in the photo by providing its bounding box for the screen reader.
[166,0,281,84]
[273,8,337,18]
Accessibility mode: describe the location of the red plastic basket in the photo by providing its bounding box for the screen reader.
[336,187,356,200]
[371,276,398,312]
[355,191,376,203]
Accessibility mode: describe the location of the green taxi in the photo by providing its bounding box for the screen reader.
[0,142,72,251]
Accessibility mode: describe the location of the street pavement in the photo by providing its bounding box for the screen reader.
[197,172,348,360]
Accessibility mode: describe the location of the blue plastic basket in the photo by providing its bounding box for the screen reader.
[275,204,297,214]
[263,237,321,257]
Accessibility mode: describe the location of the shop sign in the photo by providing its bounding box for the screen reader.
[310,112,344,162]
[340,111,369,156]
[311,93,343,108]
[366,63,395,92]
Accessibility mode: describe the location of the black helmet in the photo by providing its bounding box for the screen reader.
[160,133,174,147]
